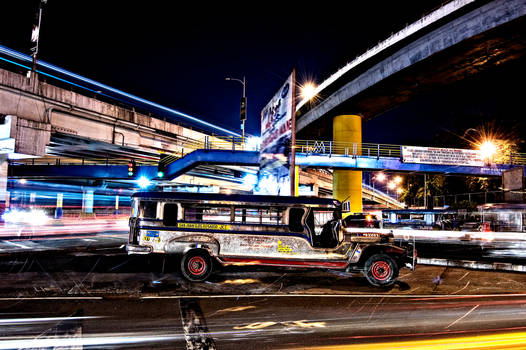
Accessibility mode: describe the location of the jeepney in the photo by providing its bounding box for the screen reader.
[127,192,415,287]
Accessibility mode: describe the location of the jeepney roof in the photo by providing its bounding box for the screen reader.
[132,191,340,207]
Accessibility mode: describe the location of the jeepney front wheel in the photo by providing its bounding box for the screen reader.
[363,254,399,287]
[181,250,213,282]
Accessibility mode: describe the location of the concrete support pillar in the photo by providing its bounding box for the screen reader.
[82,190,94,214]
[0,157,7,217]
[333,115,362,214]
[54,193,63,219]
[114,195,120,215]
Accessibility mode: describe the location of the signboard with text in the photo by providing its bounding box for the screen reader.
[402,146,484,166]
[256,72,295,195]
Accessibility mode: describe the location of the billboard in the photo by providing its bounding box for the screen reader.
[255,72,296,195]
[402,146,484,167]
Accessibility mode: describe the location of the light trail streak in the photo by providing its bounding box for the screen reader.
[0,334,184,350]
[297,331,526,349]
[446,304,479,329]
[0,316,102,325]
[0,218,128,239]
[0,44,240,137]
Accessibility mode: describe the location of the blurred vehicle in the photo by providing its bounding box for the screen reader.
[127,192,415,287]
[1,208,50,226]
[343,213,381,228]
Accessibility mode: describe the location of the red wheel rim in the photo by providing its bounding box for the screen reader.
[188,256,206,275]
[371,260,391,281]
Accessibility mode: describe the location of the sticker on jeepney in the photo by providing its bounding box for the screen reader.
[277,240,296,254]
[146,231,160,237]
[143,231,161,243]
[177,222,231,230]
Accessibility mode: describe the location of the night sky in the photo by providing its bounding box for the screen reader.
[1,1,524,148]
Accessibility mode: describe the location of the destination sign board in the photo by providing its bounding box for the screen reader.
[402,146,484,166]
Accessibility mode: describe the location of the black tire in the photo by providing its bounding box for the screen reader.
[363,253,399,287]
[181,250,213,282]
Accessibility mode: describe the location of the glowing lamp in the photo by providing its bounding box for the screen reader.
[137,176,151,189]
[479,141,497,160]
[375,173,386,183]
[300,82,317,101]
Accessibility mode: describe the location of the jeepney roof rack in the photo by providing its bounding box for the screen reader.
[132,191,340,207]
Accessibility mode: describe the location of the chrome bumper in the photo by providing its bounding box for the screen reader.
[126,244,152,255]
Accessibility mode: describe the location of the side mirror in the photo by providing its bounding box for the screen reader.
[341,200,351,213]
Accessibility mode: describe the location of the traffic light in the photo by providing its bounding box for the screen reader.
[240,97,247,121]
[127,160,136,177]
[157,154,168,178]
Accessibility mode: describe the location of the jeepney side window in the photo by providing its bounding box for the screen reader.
[203,207,230,222]
[288,208,304,232]
[202,206,231,222]
[184,207,203,221]
[139,201,157,219]
[163,203,178,226]
[261,208,283,224]
[234,208,264,223]
[184,206,231,222]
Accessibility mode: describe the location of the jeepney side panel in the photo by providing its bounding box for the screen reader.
[134,200,352,262]
[214,231,350,261]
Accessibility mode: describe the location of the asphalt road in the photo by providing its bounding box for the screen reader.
[1,226,526,348]
[0,240,525,348]
[1,293,526,349]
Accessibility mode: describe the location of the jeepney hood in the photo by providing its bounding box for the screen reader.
[344,228,394,243]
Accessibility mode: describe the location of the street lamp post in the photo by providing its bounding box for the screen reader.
[225,76,246,142]
[29,0,47,82]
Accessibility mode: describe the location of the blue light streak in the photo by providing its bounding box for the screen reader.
[0,44,240,137]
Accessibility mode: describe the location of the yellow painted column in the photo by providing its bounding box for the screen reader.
[333,115,362,214]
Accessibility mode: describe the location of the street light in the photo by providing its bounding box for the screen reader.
[300,82,317,101]
[375,173,387,183]
[479,140,497,161]
[225,76,246,142]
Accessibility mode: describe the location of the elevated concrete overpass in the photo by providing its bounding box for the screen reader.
[0,67,220,160]
[296,0,526,138]
[292,0,526,212]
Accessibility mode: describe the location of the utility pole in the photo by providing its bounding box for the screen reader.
[424,173,428,209]
[225,76,246,142]
[29,0,47,82]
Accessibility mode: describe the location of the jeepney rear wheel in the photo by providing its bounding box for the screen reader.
[181,250,213,282]
[363,254,398,287]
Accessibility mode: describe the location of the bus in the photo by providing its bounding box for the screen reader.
[382,209,459,230]
[127,192,415,287]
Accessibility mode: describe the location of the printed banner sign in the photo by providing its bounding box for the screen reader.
[256,72,295,195]
[402,146,484,166]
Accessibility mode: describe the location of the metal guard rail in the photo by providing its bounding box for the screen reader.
[295,140,526,166]
[13,138,526,167]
